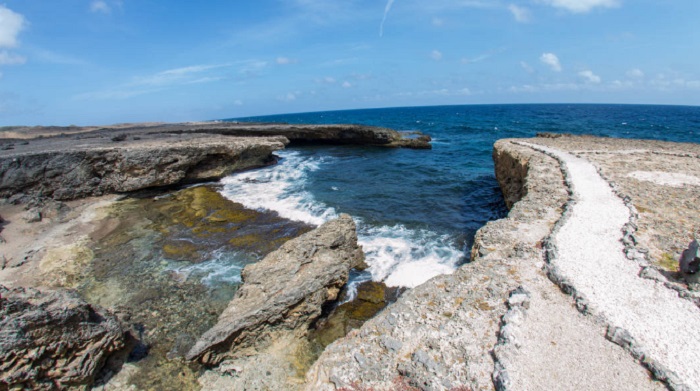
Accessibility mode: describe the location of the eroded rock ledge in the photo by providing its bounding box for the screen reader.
[0,133,287,200]
[0,122,431,201]
[303,140,570,390]
[187,214,363,388]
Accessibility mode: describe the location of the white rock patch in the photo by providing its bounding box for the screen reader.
[628,171,700,187]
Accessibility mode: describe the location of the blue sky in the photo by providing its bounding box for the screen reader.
[0,0,698,125]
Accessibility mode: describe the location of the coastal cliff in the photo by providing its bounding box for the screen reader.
[0,121,431,201]
[0,133,287,200]
[304,141,572,390]
[305,136,697,391]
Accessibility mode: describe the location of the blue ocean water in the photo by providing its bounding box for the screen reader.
[218,104,699,288]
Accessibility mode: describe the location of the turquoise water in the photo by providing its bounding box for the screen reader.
[220,104,700,288]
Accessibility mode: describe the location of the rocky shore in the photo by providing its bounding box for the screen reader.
[0,122,430,201]
[2,126,699,390]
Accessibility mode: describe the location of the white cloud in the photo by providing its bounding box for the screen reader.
[276,57,297,65]
[131,64,230,86]
[540,52,562,72]
[0,5,26,48]
[431,50,443,61]
[29,48,87,65]
[0,50,26,65]
[520,61,535,74]
[278,92,300,102]
[578,70,601,84]
[342,81,352,88]
[234,100,243,106]
[626,68,644,79]
[508,4,531,22]
[380,0,396,37]
[432,17,444,27]
[537,0,619,13]
[315,76,336,84]
[90,0,111,14]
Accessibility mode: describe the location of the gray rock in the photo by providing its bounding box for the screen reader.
[158,122,431,149]
[680,239,699,274]
[0,285,128,390]
[0,133,286,200]
[187,214,363,366]
[22,207,42,223]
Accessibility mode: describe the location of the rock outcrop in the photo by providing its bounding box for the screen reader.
[0,285,128,390]
[0,133,286,200]
[1,122,432,149]
[305,139,665,391]
[187,214,364,366]
[163,123,432,149]
[304,141,570,390]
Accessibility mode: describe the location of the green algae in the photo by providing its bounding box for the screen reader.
[310,281,401,350]
[73,184,312,390]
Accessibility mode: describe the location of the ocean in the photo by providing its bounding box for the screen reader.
[215,104,700,290]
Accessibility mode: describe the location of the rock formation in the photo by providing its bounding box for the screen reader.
[162,123,432,149]
[0,285,128,390]
[187,214,364,366]
[0,133,286,200]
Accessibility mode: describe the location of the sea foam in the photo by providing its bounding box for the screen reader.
[220,150,464,289]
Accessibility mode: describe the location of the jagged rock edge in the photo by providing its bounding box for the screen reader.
[491,286,532,391]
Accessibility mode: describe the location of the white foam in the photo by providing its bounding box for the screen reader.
[219,150,464,288]
[220,151,338,225]
[171,249,247,286]
[359,225,463,288]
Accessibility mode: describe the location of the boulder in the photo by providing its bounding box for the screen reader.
[186,214,364,366]
[0,285,128,390]
[680,239,699,274]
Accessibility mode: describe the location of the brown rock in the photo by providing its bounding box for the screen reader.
[0,286,128,390]
[186,214,363,366]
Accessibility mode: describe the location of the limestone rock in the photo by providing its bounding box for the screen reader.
[187,214,364,366]
[0,285,128,390]
[0,134,286,200]
[161,123,431,149]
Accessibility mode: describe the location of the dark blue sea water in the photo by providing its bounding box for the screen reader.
[216,104,699,288]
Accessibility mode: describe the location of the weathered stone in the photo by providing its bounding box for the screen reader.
[22,207,42,223]
[187,214,363,366]
[0,133,286,200]
[680,239,699,274]
[0,285,128,390]
[135,122,431,149]
[304,141,569,391]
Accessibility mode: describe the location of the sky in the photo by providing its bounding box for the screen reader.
[0,0,698,125]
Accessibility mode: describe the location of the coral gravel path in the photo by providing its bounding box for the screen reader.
[521,142,700,390]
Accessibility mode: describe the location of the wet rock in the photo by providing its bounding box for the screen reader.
[310,281,398,349]
[187,214,364,366]
[0,285,128,390]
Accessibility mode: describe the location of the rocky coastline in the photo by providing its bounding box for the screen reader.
[2,126,699,390]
